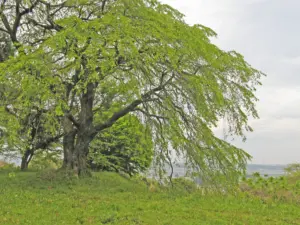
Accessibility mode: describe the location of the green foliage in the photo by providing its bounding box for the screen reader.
[89,115,153,175]
[0,172,299,225]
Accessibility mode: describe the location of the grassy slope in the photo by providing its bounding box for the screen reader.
[0,171,299,225]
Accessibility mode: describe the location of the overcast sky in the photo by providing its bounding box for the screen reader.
[161,0,300,164]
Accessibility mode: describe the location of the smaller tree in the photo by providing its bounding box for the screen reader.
[0,28,62,171]
[89,115,153,176]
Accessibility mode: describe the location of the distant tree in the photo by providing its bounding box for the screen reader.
[0,0,263,186]
[89,115,153,176]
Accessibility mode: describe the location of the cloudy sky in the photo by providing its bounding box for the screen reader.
[161,0,300,164]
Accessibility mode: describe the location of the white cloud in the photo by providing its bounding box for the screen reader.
[160,0,300,164]
[281,56,300,66]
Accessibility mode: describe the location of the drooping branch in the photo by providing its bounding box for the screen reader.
[93,74,174,134]
[134,108,167,121]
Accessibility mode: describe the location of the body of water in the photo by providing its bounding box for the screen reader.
[167,163,286,178]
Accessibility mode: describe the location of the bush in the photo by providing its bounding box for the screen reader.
[172,177,198,193]
[89,115,153,176]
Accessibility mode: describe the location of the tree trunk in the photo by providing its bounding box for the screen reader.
[71,82,95,176]
[61,82,96,177]
[72,144,90,176]
[62,116,76,170]
[20,149,33,171]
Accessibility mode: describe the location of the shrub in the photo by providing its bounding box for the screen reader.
[89,115,153,176]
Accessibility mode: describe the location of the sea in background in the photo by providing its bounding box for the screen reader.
[165,163,286,178]
[246,164,286,177]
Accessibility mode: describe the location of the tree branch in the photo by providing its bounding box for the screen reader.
[34,133,64,150]
[0,26,9,33]
[93,75,175,134]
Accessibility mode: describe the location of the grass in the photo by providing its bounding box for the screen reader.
[0,170,300,225]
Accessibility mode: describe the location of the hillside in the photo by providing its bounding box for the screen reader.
[0,171,299,225]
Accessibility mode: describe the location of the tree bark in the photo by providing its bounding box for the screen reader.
[62,116,76,170]
[61,82,95,177]
[72,144,90,176]
[71,82,95,176]
[20,149,33,171]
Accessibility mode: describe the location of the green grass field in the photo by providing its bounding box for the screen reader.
[0,171,300,225]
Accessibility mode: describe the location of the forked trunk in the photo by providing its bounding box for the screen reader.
[61,136,92,177]
[61,82,95,177]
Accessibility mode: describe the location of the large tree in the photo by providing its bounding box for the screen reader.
[0,0,263,184]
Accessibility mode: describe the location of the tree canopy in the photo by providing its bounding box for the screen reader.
[0,0,263,185]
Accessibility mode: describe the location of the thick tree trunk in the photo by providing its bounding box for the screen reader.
[71,82,95,176]
[72,145,90,176]
[62,116,76,170]
[20,149,33,171]
[61,82,96,177]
